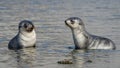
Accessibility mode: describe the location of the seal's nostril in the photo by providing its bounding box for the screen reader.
[65,20,67,24]
[65,20,67,23]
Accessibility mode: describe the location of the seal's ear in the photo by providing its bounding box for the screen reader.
[79,23,82,25]
[79,21,84,25]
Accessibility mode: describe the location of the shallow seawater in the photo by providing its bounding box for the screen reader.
[0,0,120,68]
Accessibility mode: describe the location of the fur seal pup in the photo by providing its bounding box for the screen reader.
[8,20,36,50]
[65,17,116,50]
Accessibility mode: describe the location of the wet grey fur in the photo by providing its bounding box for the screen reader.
[8,20,36,50]
[65,17,116,50]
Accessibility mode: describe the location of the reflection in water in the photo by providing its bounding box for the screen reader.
[9,48,36,68]
[61,50,112,68]
[70,50,86,68]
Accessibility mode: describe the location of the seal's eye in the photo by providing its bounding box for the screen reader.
[71,20,75,24]
[24,24,28,28]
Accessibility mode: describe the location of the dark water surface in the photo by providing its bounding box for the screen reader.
[0,0,120,68]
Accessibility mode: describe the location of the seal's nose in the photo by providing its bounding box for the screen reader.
[24,23,34,28]
[65,20,68,25]
[65,20,67,23]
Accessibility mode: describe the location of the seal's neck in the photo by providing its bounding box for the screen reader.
[71,26,89,49]
[19,30,36,38]
[18,30,36,47]
[71,26,86,35]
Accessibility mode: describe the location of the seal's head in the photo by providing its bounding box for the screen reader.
[19,20,35,33]
[65,17,84,29]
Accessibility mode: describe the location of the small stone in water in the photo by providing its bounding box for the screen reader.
[57,59,73,64]
[86,60,92,63]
